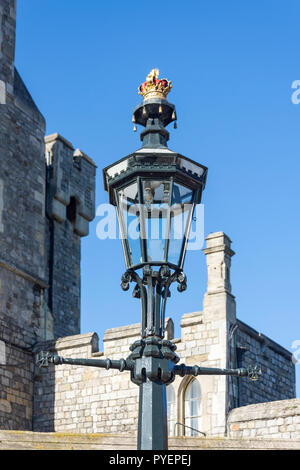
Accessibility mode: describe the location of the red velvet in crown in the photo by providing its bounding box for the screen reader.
[138,69,172,101]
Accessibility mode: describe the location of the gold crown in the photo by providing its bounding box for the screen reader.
[138,69,172,101]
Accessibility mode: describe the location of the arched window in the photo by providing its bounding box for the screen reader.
[184,379,201,436]
[166,384,176,436]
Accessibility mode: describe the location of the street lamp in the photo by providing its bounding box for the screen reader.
[103,69,207,337]
[102,69,207,449]
[37,69,261,451]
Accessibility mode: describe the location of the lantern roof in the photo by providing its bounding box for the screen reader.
[103,148,207,206]
[103,69,208,206]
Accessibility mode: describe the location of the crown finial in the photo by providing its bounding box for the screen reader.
[138,69,172,101]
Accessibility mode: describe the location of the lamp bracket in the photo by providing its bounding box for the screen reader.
[120,265,187,339]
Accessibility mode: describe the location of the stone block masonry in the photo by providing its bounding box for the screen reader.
[0,0,96,431]
[0,430,300,450]
[33,307,297,438]
[227,399,300,440]
[234,320,295,407]
[45,133,96,339]
[0,0,47,431]
[32,233,296,437]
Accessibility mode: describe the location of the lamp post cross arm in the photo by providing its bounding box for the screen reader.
[174,363,262,381]
[36,351,134,372]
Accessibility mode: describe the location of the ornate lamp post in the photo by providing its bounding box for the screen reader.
[37,69,261,450]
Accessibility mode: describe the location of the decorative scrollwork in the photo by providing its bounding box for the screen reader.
[176,271,187,292]
[121,265,188,339]
[121,271,133,291]
[247,365,262,381]
[35,351,54,368]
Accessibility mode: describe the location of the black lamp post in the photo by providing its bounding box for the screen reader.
[102,69,207,449]
[37,69,261,451]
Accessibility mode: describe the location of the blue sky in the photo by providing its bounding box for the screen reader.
[15,0,300,396]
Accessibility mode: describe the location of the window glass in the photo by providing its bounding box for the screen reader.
[167,384,176,437]
[184,380,201,436]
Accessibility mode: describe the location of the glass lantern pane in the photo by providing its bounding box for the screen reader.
[117,182,142,267]
[141,179,171,263]
[168,183,195,267]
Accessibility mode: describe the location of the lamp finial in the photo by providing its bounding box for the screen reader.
[138,69,172,101]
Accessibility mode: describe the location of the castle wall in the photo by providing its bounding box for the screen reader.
[234,320,296,407]
[45,134,96,339]
[227,399,300,439]
[33,307,296,437]
[0,0,47,430]
[0,430,300,450]
[32,233,295,437]
[0,0,96,430]
[34,330,144,433]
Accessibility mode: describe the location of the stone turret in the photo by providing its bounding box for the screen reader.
[203,232,235,297]
[45,133,96,237]
[202,232,236,435]
[44,133,96,339]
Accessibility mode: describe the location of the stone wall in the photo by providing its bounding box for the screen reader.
[0,0,16,102]
[0,430,300,450]
[233,320,296,407]
[34,329,147,433]
[227,399,300,439]
[0,0,96,431]
[0,0,46,430]
[32,232,296,437]
[34,318,230,435]
[33,309,296,438]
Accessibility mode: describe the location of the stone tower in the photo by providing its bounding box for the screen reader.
[0,0,96,429]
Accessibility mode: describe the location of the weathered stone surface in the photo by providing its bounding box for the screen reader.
[227,399,300,439]
[0,430,299,450]
[0,0,96,431]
